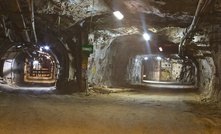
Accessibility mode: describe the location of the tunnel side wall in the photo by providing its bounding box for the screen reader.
[88,34,148,87]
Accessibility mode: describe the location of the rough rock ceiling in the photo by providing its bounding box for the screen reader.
[33,0,218,30]
[0,0,220,44]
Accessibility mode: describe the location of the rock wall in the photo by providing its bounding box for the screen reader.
[87,30,118,87]
[109,35,147,87]
[209,25,221,101]
[190,29,217,101]
[198,57,216,100]
[88,33,147,87]
[127,55,143,85]
[217,45,221,101]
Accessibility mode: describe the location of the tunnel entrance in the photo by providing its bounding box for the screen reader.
[0,43,62,88]
[0,31,73,92]
[128,54,198,89]
[23,52,58,84]
[142,55,196,84]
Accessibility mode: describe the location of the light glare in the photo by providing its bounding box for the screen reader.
[44,46,50,50]
[17,45,22,48]
[144,57,148,60]
[113,11,124,20]
[156,56,162,60]
[33,60,39,64]
[159,47,163,52]
[143,33,150,41]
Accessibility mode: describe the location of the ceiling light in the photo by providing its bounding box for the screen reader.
[17,45,22,48]
[33,60,39,64]
[143,33,150,41]
[159,47,163,52]
[44,46,50,50]
[113,11,124,20]
[156,56,162,60]
[144,57,148,60]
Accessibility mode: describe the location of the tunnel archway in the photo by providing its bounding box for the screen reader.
[0,32,71,90]
[36,32,70,90]
[128,54,198,89]
[12,50,59,87]
[88,33,199,90]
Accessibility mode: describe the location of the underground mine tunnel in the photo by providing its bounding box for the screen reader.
[0,0,221,101]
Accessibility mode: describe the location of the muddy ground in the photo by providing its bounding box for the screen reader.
[0,85,221,134]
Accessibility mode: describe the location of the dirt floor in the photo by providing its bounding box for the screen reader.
[0,85,221,134]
